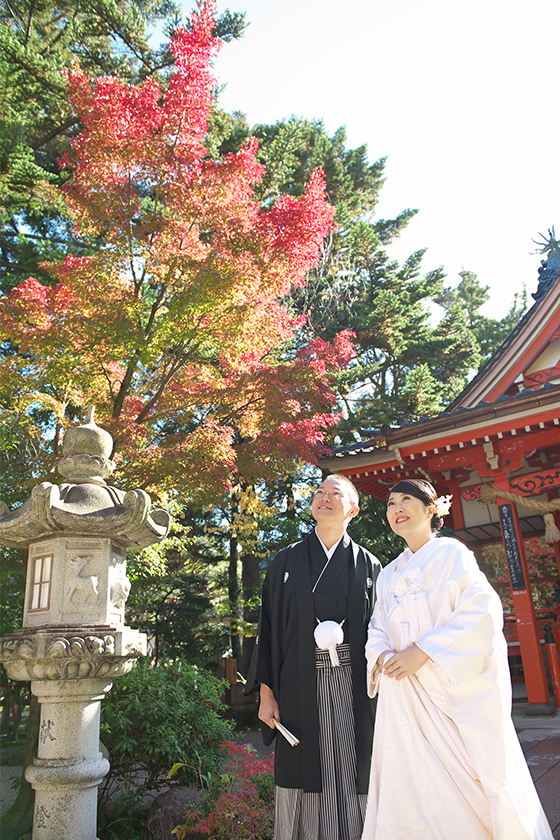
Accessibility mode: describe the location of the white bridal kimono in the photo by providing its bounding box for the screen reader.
[362,537,553,840]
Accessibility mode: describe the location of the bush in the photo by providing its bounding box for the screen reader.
[480,537,559,611]
[98,659,234,816]
[173,741,275,840]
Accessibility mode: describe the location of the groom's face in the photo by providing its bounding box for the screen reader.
[311,477,359,529]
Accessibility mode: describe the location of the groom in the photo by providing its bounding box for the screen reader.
[246,473,381,840]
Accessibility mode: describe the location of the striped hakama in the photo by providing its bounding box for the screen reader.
[274,644,367,840]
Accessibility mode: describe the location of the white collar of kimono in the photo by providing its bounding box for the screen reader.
[395,536,437,571]
[314,528,343,560]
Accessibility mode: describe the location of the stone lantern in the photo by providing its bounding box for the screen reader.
[0,408,170,840]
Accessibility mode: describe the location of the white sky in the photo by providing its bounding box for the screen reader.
[202,0,559,320]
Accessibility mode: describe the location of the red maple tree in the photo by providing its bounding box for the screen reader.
[1,1,351,503]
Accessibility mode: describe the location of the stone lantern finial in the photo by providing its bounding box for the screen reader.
[57,405,115,485]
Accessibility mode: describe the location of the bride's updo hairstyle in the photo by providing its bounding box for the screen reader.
[387,479,451,533]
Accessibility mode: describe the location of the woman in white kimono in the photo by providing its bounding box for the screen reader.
[362,478,553,840]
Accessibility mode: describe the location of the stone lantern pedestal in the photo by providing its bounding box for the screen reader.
[0,408,170,840]
[26,677,112,840]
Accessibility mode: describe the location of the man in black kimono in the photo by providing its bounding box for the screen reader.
[246,473,381,840]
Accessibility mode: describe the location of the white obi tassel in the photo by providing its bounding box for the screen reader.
[314,620,344,666]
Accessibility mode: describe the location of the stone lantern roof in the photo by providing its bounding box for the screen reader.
[0,407,170,549]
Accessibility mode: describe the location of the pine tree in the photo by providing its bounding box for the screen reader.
[436,270,527,360]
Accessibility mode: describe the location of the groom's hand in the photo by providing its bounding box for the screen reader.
[258,683,280,728]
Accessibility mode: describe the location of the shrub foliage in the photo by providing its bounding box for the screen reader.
[99,659,234,814]
[174,741,275,840]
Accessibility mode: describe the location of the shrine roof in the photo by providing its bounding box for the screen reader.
[325,379,560,464]
[323,252,560,467]
[448,251,560,409]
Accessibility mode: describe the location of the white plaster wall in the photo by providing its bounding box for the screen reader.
[461,491,548,527]
[526,336,560,374]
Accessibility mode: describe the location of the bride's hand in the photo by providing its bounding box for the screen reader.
[382,644,429,680]
[377,649,394,667]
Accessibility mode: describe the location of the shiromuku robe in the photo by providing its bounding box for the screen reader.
[363,536,553,840]
[246,531,381,793]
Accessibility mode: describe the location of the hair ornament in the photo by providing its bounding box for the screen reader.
[434,495,453,517]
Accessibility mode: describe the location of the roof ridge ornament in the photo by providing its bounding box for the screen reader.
[531,226,560,303]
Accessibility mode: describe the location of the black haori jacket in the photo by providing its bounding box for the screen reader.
[245,532,381,793]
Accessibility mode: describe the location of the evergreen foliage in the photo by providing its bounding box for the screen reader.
[435,269,528,361]
[126,531,227,664]
[98,658,233,813]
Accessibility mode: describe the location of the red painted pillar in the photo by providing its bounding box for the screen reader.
[544,626,560,707]
[448,483,465,531]
[553,512,560,578]
[495,491,549,704]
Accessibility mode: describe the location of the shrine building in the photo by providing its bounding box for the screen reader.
[320,245,560,708]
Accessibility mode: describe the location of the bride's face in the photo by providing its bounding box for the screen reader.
[386,491,435,542]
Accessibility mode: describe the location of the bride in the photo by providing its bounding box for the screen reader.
[362,478,553,840]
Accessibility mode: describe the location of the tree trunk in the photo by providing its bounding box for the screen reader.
[111,352,140,420]
[228,535,241,660]
[228,491,241,660]
[1,691,39,840]
[286,478,296,521]
[241,551,260,676]
[154,610,160,665]
[1,682,10,732]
